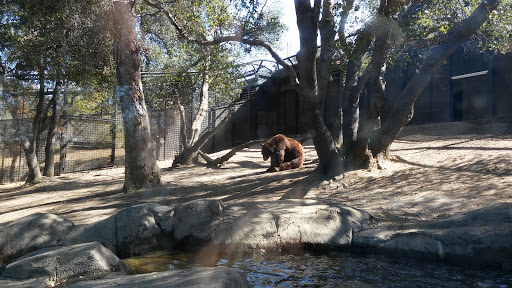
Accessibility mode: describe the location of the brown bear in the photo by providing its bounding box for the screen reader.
[261,134,304,172]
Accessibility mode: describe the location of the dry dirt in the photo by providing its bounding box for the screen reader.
[1,119,511,229]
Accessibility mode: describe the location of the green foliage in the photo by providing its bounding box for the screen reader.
[478,0,512,52]
[65,86,114,116]
[0,0,117,124]
[405,0,510,49]
[0,0,115,96]
[368,0,512,70]
[137,0,283,107]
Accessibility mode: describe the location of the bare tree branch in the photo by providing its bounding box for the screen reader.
[199,139,266,166]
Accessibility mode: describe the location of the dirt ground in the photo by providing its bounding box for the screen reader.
[1,118,511,229]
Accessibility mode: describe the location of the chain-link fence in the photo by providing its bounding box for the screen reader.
[0,115,125,183]
[0,96,255,184]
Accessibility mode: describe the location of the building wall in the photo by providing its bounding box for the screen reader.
[493,53,512,117]
[384,46,511,124]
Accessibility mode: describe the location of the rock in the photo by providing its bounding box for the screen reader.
[63,214,117,253]
[115,204,164,258]
[170,200,226,240]
[0,277,48,288]
[271,200,369,247]
[353,203,512,269]
[210,202,281,250]
[64,203,174,258]
[352,228,396,247]
[382,232,445,258]
[0,213,74,265]
[0,242,129,287]
[170,199,372,251]
[68,267,250,288]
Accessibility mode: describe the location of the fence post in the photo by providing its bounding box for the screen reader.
[0,121,5,184]
[59,119,68,174]
[164,98,168,159]
[111,102,117,166]
[18,142,22,181]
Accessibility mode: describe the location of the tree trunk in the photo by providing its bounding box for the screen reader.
[113,0,160,191]
[340,28,372,159]
[172,107,233,167]
[346,6,395,169]
[308,108,343,176]
[59,88,69,174]
[370,0,500,156]
[295,0,342,176]
[329,69,345,148]
[317,0,336,117]
[200,139,266,166]
[330,0,355,147]
[23,139,41,183]
[9,146,20,183]
[189,52,210,146]
[24,70,46,183]
[177,101,189,149]
[43,80,62,177]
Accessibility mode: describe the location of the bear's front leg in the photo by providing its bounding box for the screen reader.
[266,166,278,172]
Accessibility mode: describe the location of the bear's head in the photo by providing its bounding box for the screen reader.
[261,143,273,161]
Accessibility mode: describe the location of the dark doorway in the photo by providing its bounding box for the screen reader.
[451,73,489,121]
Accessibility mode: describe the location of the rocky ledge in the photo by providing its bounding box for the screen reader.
[0,199,510,287]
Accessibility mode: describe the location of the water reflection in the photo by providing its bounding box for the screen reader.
[124,250,512,287]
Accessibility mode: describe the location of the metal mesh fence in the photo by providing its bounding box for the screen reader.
[0,116,126,183]
[59,116,124,173]
[0,98,253,183]
[0,120,24,183]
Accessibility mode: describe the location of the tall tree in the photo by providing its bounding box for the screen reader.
[112,0,160,191]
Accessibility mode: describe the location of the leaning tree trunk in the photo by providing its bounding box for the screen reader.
[113,0,160,191]
[370,0,500,156]
[172,107,233,167]
[189,52,211,146]
[43,80,62,177]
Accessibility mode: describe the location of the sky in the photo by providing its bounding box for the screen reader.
[270,0,370,59]
[278,0,300,58]
[276,0,300,58]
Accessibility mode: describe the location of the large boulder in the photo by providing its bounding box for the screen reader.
[0,242,129,287]
[63,214,117,253]
[0,213,74,265]
[115,204,165,258]
[64,203,174,258]
[68,267,250,288]
[353,203,512,269]
[167,199,372,251]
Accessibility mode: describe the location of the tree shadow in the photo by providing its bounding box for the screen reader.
[279,170,325,200]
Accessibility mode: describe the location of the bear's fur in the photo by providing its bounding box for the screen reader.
[261,134,304,172]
